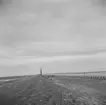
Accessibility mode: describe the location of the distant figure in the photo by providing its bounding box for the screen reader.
[84,72,85,76]
[40,68,43,76]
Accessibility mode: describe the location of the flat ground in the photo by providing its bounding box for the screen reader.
[0,75,106,105]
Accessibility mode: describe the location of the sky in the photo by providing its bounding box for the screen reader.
[0,0,106,76]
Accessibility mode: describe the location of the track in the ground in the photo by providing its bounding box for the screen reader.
[0,75,106,105]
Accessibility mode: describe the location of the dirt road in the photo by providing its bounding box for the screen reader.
[0,75,105,105]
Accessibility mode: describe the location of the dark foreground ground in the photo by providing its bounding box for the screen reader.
[0,75,106,105]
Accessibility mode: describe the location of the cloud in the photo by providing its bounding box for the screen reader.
[14,41,106,57]
[0,0,105,49]
[0,0,106,76]
[0,51,106,66]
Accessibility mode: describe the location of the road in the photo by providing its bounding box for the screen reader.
[0,75,105,105]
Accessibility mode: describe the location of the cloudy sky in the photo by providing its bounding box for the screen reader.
[0,0,106,76]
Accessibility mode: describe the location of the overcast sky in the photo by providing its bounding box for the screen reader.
[0,0,106,76]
